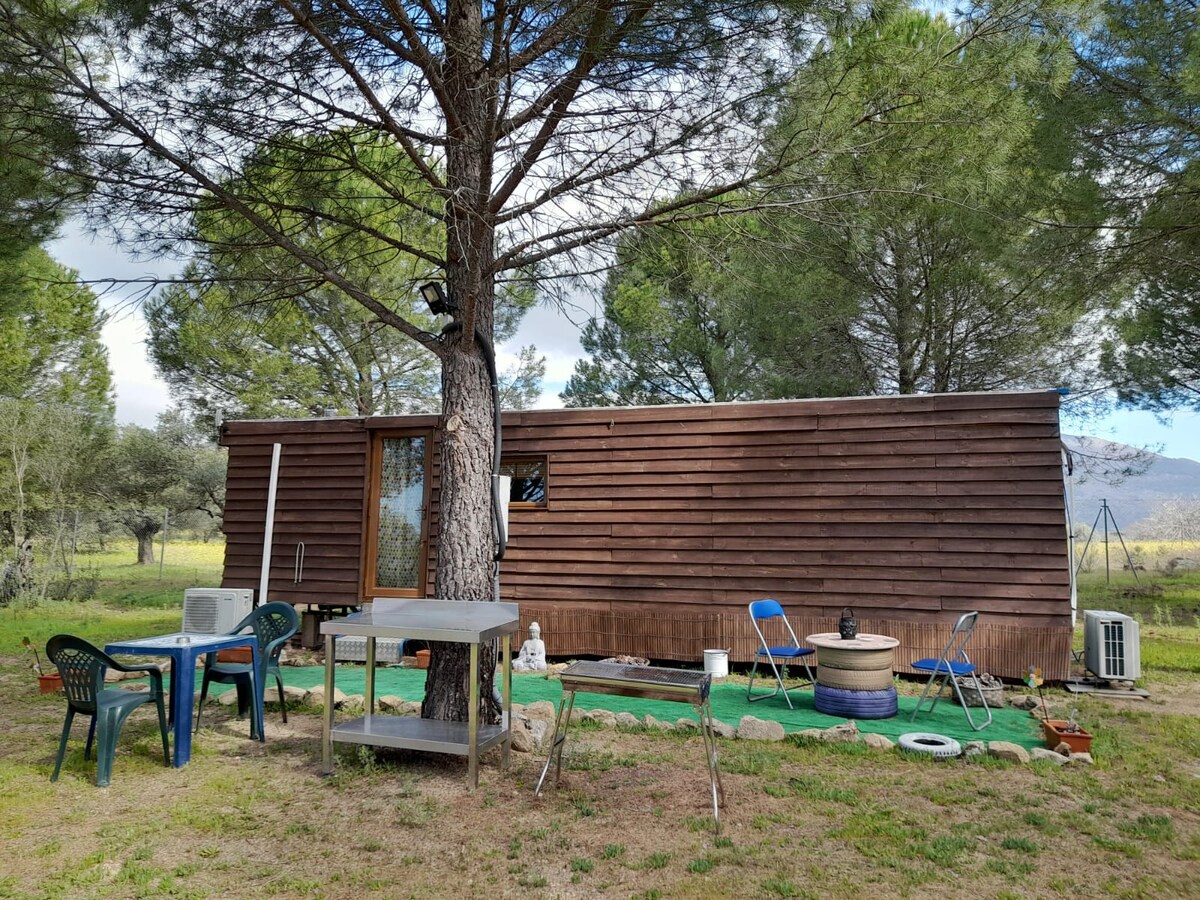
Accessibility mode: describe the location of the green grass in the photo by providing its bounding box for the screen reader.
[2,540,222,663]
[2,538,1198,899]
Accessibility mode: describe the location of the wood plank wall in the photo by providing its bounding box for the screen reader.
[220,391,1074,679]
[221,419,372,607]
[496,391,1073,680]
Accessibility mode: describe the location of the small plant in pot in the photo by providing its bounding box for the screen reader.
[23,636,62,693]
[1043,709,1093,754]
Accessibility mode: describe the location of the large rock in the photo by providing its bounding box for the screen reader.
[279,684,309,704]
[675,718,700,731]
[711,720,737,740]
[1010,695,1042,711]
[525,719,550,749]
[963,740,987,759]
[522,700,557,721]
[305,686,348,708]
[642,714,670,731]
[862,732,894,751]
[1165,557,1200,574]
[821,722,860,743]
[399,701,422,716]
[584,709,618,728]
[1066,752,1095,766]
[614,711,641,729]
[341,694,365,709]
[1030,747,1070,766]
[218,688,240,707]
[737,716,785,742]
[378,694,405,712]
[510,725,534,753]
[988,741,1030,764]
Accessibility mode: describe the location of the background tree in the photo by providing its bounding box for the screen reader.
[0,245,112,593]
[568,8,1110,405]
[0,246,113,410]
[742,7,1108,396]
[4,0,1050,723]
[101,413,226,565]
[0,0,88,283]
[1075,1,1200,410]
[562,221,762,406]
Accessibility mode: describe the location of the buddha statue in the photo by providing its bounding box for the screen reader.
[513,621,547,672]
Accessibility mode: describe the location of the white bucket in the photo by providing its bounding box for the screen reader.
[703,649,730,678]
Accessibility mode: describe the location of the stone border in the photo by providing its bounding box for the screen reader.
[285,691,1094,768]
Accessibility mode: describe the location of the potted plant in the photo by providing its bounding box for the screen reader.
[24,637,62,693]
[1043,709,1093,754]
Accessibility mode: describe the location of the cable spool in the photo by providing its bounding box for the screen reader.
[898,733,962,759]
[813,684,898,719]
[816,664,894,692]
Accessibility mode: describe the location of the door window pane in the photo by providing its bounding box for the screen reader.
[376,437,426,589]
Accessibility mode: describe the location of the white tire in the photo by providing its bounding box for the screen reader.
[898,732,962,759]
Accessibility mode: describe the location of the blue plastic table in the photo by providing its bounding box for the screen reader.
[105,632,262,767]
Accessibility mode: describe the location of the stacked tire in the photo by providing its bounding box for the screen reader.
[813,643,898,719]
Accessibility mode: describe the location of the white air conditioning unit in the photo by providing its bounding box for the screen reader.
[1083,610,1141,681]
[183,588,254,634]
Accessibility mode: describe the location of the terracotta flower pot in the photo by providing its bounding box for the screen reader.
[415,649,431,670]
[38,672,63,694]
[1043,719,1094,754]
[216,647,254,665]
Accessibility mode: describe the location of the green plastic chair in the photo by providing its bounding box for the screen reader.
[46,635,170,787]
[194,602,299,737]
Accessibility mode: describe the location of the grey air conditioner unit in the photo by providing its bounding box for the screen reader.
[1083,610,1141,681]
[183,588,254,634]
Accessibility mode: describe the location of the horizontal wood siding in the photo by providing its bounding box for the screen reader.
[498,391,1072,680]
[220,420,368,607]
[220,391,1073,678]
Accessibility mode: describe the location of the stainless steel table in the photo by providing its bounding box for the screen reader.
[320,598,519,788]
[534,661,725,832]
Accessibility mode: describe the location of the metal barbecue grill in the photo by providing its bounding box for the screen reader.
[534,661,725,832]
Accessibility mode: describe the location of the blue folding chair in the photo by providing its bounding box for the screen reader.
[909,611,993,731]
[747,599,815,709]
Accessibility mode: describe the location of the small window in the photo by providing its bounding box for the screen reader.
[501,456,547,506]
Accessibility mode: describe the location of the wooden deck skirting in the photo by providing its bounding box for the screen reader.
[517,607,1073,682]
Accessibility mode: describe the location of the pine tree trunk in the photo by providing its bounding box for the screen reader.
[421,0,501,725]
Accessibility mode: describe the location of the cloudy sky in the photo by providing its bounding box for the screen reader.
[49,225,1200,463]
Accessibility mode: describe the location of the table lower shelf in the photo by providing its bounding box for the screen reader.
[331,715,509,756]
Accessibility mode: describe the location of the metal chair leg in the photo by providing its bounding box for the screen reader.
[748,654,793,708]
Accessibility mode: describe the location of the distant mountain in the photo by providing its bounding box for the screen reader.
[1064,435,1200,532]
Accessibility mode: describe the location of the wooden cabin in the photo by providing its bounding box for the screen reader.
[220,390,1075,679]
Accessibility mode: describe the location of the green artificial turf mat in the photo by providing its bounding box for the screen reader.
[201,665,1039,748]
